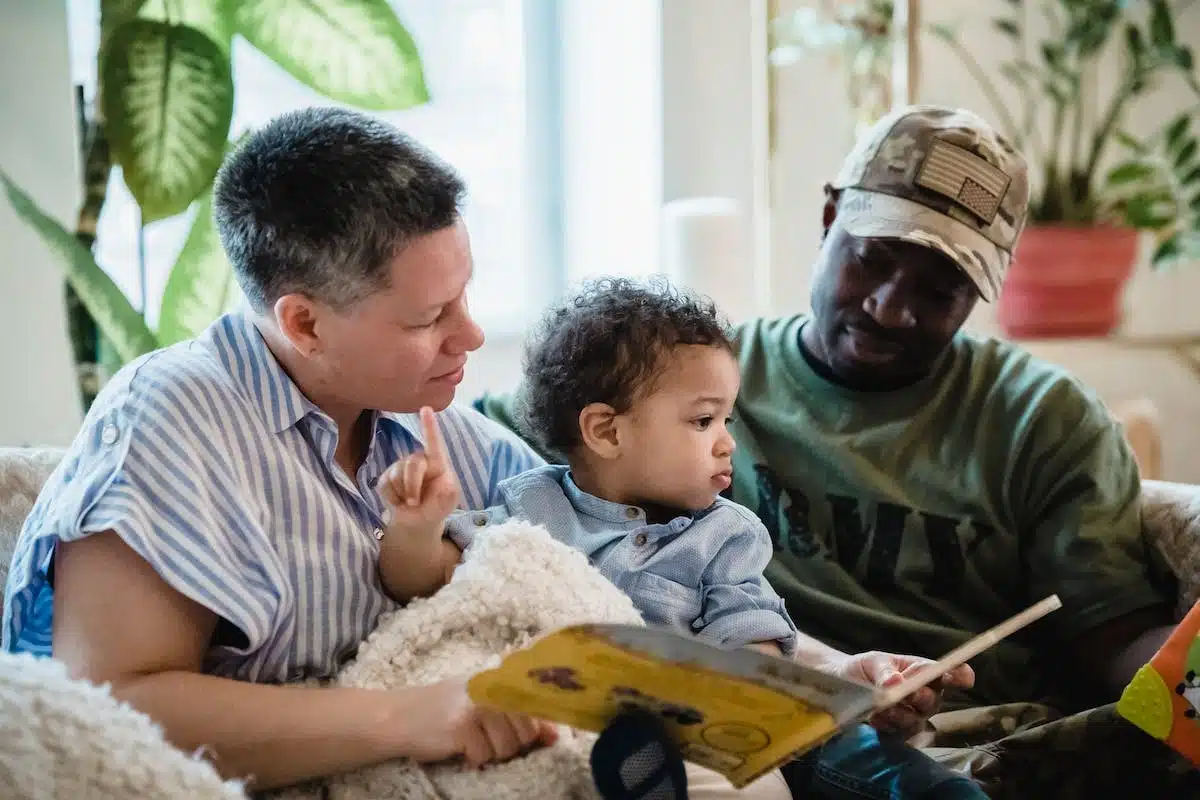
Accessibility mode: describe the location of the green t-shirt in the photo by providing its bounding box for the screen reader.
[729,315,1172,705]
[472,315,1174,706]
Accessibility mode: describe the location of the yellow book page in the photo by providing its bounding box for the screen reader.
[468,596,1063,787]
[468,625,846,787]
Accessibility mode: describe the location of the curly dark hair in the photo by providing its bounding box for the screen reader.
[516,277,733,455]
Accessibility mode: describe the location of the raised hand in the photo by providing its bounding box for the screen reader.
[379,406,461,535]
[376,407,464,602]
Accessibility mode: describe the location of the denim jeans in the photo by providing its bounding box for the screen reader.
[779,724,986,799]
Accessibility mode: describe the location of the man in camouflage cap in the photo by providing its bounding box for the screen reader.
[474,104,1199,796]
[796,103,1032,392]
[740,104,1195,797]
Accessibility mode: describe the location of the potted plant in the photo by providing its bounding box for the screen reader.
[1,0,429,409]
[929,0,1200,338]
[770,1,1200,338]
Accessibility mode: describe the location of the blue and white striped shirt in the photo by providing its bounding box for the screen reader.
[2,312,544,682]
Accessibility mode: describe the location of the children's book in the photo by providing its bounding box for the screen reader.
[1118,599,1200,765]
[467,594,1063,788]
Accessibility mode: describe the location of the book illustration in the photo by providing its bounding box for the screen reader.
[529,666,586,692]
[608,685,707,726]
[1118,600,1200,762]
[468,595,1062,788]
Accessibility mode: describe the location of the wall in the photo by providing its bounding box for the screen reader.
[769,0,1200,483]
[7,1,1200,483]
[459,0,667,402]
[461,0,771,402]
[0,0,84,446]
[1,0,770,435]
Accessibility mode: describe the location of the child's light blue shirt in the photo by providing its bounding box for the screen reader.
[446,464,799,654]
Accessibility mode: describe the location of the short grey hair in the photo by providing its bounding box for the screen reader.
[213,106,467,312]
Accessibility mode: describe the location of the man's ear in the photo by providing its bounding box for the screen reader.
[578,402,622,460]
[822,183,840,239]
[273,293,322,357]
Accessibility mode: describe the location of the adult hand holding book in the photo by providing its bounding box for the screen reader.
[468,594,1062,788]
[818,650,975,739]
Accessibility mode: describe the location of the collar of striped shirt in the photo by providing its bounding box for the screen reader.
[220,311,426,445]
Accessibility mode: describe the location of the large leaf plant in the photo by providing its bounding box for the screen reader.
[1,0,430,409]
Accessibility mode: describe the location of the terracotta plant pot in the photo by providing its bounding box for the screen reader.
[996,225,1139,339]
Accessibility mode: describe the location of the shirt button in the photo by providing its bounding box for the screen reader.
[625,507,639,519]
[634,533,648,546]
[100,424,119,446]
[473,513,489,527]
[373,528,384,541]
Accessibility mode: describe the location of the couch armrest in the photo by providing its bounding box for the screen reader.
[1142,479,1200,619]
[0,447,65,592]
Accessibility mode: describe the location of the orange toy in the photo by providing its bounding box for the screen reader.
[1118,600,1200,764]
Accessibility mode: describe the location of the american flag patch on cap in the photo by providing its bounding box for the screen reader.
[915,138,1010,224]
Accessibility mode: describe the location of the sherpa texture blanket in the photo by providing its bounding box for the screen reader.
[0,520,642,799]
[305,519,645,800]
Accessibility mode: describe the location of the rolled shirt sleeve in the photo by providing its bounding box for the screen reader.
[445,504,513,554]
[3,367,285,672]
[692,506,800,655]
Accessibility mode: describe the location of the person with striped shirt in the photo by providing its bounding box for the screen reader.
[2,108,558,790]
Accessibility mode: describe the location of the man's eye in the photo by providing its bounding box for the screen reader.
[927,285,961,304]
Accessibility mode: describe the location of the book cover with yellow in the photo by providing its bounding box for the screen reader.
[468,595,1061,788]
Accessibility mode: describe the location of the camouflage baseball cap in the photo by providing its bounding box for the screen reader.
[831,104,1030,302]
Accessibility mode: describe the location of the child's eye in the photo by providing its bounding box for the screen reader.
[725,416,735,426]
[693,416,713,430]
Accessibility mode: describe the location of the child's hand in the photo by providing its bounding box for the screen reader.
[379,407,461,537]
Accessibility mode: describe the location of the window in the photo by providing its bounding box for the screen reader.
[67,0,563,336]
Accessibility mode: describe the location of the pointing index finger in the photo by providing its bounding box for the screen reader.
[419,406,448,470]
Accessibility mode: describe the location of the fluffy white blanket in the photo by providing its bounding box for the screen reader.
[311,520,644,800]
[0,652,247,799]
[0,521,642,799]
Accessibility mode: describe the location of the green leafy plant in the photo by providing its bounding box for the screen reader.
[2,0,429,408]
[769,1,1200,268]
[929,0,1200,266]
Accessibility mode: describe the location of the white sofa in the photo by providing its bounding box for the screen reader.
[4,445,1200,799]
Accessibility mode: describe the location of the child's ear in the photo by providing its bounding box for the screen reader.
[578,403,622,459]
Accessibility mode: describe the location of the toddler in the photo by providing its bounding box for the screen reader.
[377,278,985,800]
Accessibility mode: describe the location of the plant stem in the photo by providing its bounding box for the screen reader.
[67,88,100,411]
[1065,61,1088,221]
[1051,100,1070,219]
[1085,73,1135,192]
[936,35,1021,143]
[1018,3,1047,161]
[1036,0,1067,219]
[70,80,115,410]
[137,209,147,316]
